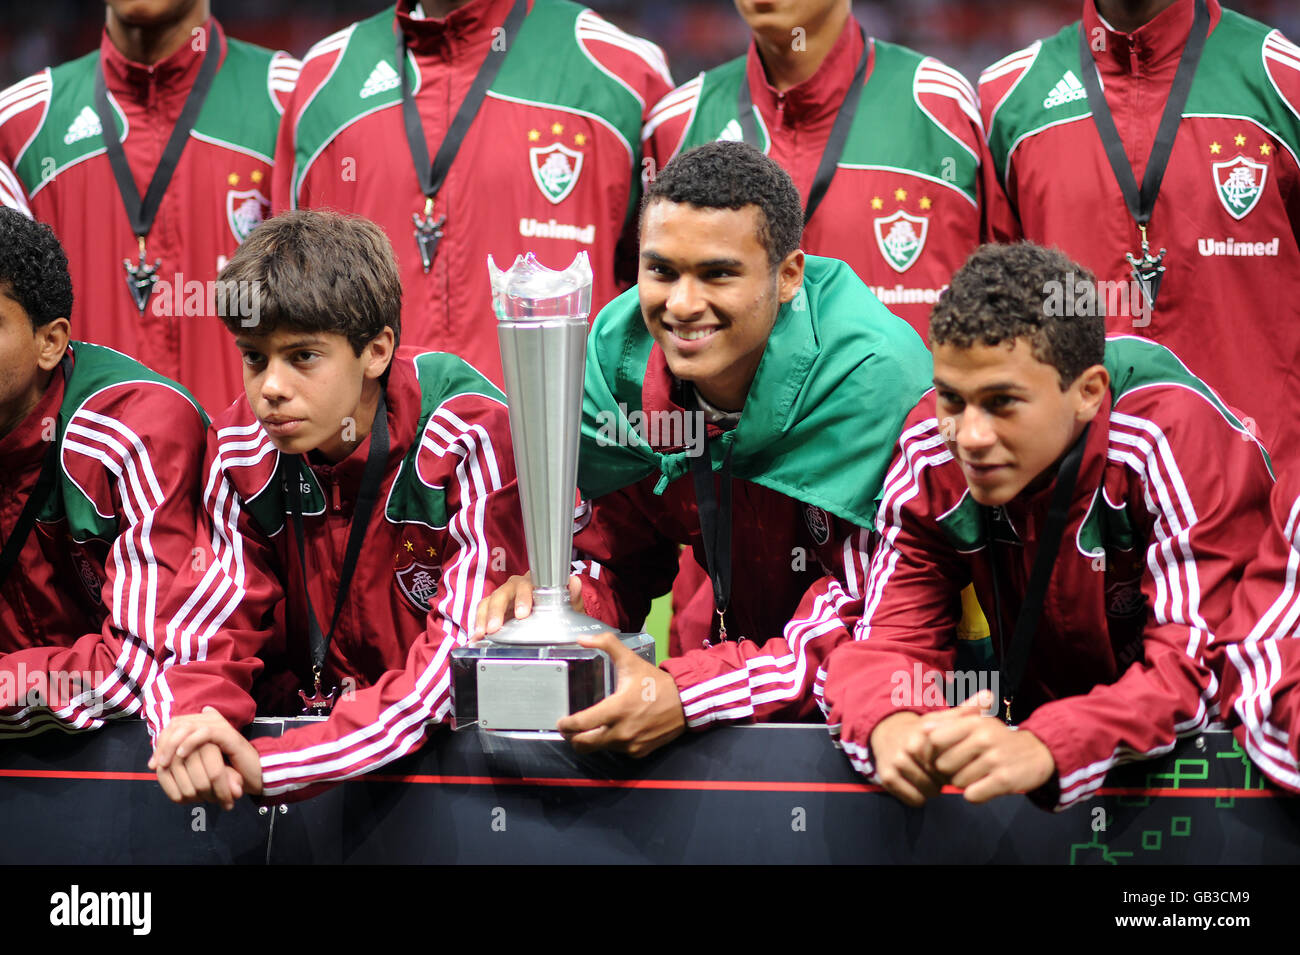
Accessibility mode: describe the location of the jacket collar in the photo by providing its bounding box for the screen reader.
[1084,0,1221,77]
[745,15,869,126]
[100,17,224,96]
[396,0,528,58]
[641,348,729,452]
[0,349,68,471]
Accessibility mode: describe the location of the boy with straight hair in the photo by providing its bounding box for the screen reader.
[823,242,1274,809]
[0,206,207,737]
[148,209,528,807]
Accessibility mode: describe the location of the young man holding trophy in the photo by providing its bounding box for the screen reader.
[476,141,933,756]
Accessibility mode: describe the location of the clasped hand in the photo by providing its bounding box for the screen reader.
[867,691,1055,806]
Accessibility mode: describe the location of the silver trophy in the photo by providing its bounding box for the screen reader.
[450,252,654,733]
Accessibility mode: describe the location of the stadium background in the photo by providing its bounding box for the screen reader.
[4,1,1296,90]
[2,0,1294,657]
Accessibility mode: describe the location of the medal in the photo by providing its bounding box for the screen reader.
[95,25,218,314]
[123,236,161,315]
[412,198,446,274]
[286,392,391,721]
[1076,0,1208,321]
[1125,224,1167,312]
[396,1,525,275]
[298,665,340,715]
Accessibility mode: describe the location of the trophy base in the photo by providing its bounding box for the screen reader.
[450,633,655,733]
[487,599,609,646]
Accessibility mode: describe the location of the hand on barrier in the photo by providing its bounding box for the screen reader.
[921,691,1056,803]
[868,710,947,807]
[149,706,264,808]
[556,631,686,758]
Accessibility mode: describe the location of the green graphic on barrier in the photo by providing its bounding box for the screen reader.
[1069,828,1135,865]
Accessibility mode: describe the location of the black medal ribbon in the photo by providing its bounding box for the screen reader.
[0,355,73,590]
[691,430,735,643]
[285,392,390,714]
[396,0,527,272]
[93,24,220,314]
[982,423,1091,725]
[737,26,869,225]
[1076,0,1210,310]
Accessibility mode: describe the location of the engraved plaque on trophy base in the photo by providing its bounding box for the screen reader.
[450,633,655,732]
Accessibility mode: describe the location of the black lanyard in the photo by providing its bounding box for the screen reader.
[285,392,390,714]
[1076,0,1209,309]
[691,431,735,643]
[737,27,869,226]
[94,24,220,314]
[395,0,527,272]
[982,423,1090,725]
[0,355,73,591]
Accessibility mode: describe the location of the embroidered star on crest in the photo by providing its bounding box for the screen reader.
[1234,133,1247,147]
[1209,141,1221,154]
[870,196,882,210]
[1261,143,1272,156]
[919,196,932,210]
[894,188,907,201]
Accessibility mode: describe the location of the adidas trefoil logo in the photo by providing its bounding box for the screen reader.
[360,60,400,99]
[1043,70,1087,109]
[63,106,103,146]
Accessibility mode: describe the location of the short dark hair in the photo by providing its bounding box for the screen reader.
[217,209,401,354]
[643,141,803,266]
[0,207,73,329]
[928,243,1105,389]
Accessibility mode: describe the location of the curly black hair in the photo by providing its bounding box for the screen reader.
[643,140,803,266]
[0,207,74,328]
[928,242,1105,389]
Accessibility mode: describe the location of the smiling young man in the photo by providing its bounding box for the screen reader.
[147,210,528,807]
[646,0,1013,665]
[822,242,1275,809]
[0,206,207,738]
[476,141,932,756]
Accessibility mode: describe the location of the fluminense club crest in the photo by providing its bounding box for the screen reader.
[873,209,928,273]
[395,560,442,614]
[1213,155,1267,220]
[530,142,584,205]
[226,188,270,243]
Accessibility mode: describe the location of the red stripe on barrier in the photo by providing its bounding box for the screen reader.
[0,768,1285,799]
[364,774,1284,798]
[0,769,155,781]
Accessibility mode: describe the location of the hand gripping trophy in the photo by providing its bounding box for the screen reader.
[450,252,654,733]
